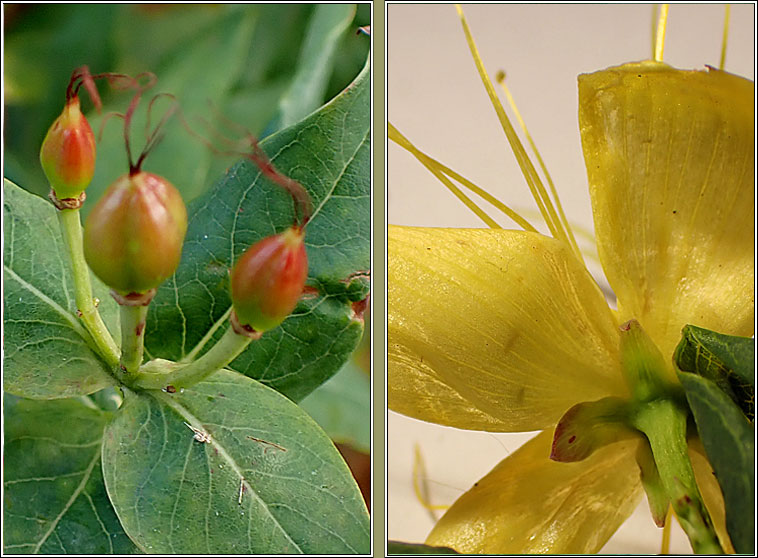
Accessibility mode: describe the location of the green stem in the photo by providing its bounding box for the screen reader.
[633,398,723,554]
[131,324,252,390]
[119,303,148,378]
[180,306,232,363]
[57,207,120,367]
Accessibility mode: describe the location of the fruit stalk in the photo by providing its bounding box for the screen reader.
[56,207,120,367]
[130,319,256,390]
[115,292,153,378]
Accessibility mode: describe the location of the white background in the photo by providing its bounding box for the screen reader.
[386,3,755,553]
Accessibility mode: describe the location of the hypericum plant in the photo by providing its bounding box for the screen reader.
[388,4,752,555]
[4,30,370,554]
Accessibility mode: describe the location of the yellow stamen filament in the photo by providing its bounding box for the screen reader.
[495,70,583,260]
[661,504,673,554]
[454,5,573,249]
[389,123,537,231]
[412,444,449,517]
[654,4,669,62]
[650,5,659,60]
[719,4,731,70]
[389,123,499,228]
[515,207,602,264]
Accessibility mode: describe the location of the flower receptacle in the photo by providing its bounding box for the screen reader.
[83,171,187,295]
[230,227,308,333]
[40,96,96,201]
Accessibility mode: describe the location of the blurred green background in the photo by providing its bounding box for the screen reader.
[4,3,370,209]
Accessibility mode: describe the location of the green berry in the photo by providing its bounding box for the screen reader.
[83,171,187,294]
[230,227,308,333]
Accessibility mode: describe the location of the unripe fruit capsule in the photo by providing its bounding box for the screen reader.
[39,96,97,200]
[83,171,187,294]
[230,227,308,333]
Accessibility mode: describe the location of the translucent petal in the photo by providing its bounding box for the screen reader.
[690,440,736,554]
[426,430,643,554]
[579,62,755,360]
[388,226,626,432]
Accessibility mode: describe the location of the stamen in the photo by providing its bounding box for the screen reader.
[389,123,500,229]
[412,444,449,517]
[495,70,582,260]
[454,5,572,247]
[650,5,659,60]
[719,5,731,70]
[389,123,537,232]
[654,4,670,62]
[661,504,673,554]
[515,207,602,264]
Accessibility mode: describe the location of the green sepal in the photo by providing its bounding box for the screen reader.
[619,319,669,402]
[631,397,722,554]
[635,442,669,527]
[550,396,637,462]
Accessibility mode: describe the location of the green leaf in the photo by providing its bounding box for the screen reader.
[3,179,120,399]
[102,369,370,554]
[144,55,370,401]
[264,4,356,134]
[674,324,754,421]
[3,397,140,554]
[388,541,460,555]
[678,371,755,554]
[300,358,370,453]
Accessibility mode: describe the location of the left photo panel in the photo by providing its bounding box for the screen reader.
[3,3,372,555]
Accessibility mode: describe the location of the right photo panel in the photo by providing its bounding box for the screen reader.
[387,3,755,555]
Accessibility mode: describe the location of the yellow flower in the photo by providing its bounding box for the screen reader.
[388,5,754,554]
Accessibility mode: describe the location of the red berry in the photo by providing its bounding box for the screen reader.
[230,227,308,332]
[39,96,96,199]
[83,171,187,294]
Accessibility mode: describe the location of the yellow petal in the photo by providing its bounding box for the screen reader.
[690,440,736,554]
[388,225,626,432]
[426,430,643,554]
[579,62,755,360]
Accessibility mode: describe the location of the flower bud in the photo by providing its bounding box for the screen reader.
[83,171,187,294]
[39,96,96,199]
[230,227,308,333]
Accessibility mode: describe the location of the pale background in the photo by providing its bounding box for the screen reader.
[387,3,755,554]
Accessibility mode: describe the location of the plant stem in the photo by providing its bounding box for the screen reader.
[180,306,232,363]
[57,207,120,367]
[131,324,252,390]
[118,303,148,378]
[633,398,723,554]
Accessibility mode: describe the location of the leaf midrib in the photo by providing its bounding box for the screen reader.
[32,449,101,554]
[4,265,89,340]
[308,126,369,224]
[150,388,305,554]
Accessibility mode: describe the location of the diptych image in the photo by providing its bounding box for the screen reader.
[2,2,756,556]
